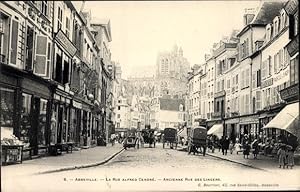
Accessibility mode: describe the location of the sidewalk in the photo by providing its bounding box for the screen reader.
[1,144,124,177]
[177,145,300,172]
[206,149,300,172]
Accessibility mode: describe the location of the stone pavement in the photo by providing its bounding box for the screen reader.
[177,145,300,173]
[1,143,124,178]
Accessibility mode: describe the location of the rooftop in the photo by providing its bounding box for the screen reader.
[159,98,185,111]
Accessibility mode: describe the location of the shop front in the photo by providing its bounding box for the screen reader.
[224,117,240,142]
[238,114,259,143]
[70,99,82,147]
[263,102,299,141]
[1,65,53,158]
[51,90,73,146]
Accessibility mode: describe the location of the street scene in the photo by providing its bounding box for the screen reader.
[1,0,299,191]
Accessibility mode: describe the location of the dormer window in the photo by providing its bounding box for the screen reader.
[266,24,272,42]
[273,17,279,37]
[280,10,286,30]
[41,1,48,16]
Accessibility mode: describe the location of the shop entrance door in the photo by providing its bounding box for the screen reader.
[30,97,40,155]
[57,106,63,143]
[75,109,81,144]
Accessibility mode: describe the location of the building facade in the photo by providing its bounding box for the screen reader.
[0,1,116,158]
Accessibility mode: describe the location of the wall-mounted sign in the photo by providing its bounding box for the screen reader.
[261,78,273,88]
[273,69,289,82]
[214,90,226,98]
[72,100,82,109]
[239,115,259,125]
[55,30,77,57]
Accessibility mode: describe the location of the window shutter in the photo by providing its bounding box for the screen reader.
[257,70,261,87]
[252,72,256,88]
[34,35,47,76]
[10,20,19,65]
[274,54,277,73]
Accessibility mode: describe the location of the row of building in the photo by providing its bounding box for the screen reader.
[0,1,120,157]
[187,0,299,142]
[114,45,189,133]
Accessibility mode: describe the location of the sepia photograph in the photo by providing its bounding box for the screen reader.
[0,0,299,191]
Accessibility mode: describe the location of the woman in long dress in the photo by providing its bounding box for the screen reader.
[286,145,294,169]
[277,145,287,168]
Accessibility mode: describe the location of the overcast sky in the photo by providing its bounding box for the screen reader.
[76,1,261,79]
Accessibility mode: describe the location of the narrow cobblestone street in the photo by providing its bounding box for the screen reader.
[2,143,300,192]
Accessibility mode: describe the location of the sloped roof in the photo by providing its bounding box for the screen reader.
[91,17,112,42]
[159,98,185,111]
[237,1,287,37]
[251,1,287,25]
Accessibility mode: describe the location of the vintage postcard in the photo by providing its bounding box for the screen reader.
[1,0,299,191]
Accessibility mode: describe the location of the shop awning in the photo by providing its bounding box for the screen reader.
[207,124,223,138]
[263,102,299,136]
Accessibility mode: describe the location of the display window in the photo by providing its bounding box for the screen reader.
[38,99,47,146]
[0,87,15,128]
[68,108,76,142]
[0,87,15,140]
[20,93,32,147]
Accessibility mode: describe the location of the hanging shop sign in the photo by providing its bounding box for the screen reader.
[284,0,298,15]
[280,83,299,101]
[55,30,77,57]
[261,78,273,88]
[287,35,299,56]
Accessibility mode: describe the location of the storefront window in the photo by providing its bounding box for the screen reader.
[92,116,96,140]
[68,108,76,142]
[62,106,69,143]
[38,99,47,146]
[50,109,57,145]
[0,87,15,137]
[20,93,32,147]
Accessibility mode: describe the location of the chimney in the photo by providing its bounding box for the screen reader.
[243,8,256,26]
[205,54,211,61]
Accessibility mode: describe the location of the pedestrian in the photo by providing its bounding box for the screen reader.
[229,140,235,154]
[223,137,230,155]
[252,140,259,159]
[286,145,294,169]
[243,141,251,159]
[277,145,287,169]
[220,136,225,155]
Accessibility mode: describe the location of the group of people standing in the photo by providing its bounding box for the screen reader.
[277,144,295,169]
[210,133,298,169]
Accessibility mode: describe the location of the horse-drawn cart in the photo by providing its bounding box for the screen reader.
[187,126,207,156]
[141,129,156,148]
[162,128,178,149]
